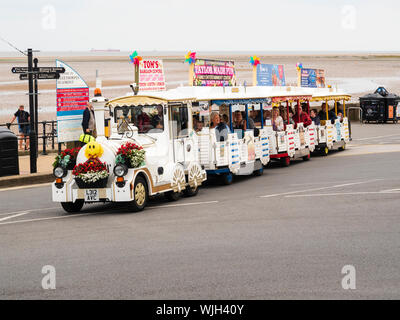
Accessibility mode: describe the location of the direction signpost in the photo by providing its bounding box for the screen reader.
[11,49,65,173]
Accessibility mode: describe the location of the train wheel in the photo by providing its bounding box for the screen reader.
[321,147,329,156]
[165,190,181,201]
[130,176,148,211]
[303,153,311,161]
[61,199,84,213]
[281,157,290,167]
[183,185,199,197]
[253,167,263,176]
[221,173,233,185]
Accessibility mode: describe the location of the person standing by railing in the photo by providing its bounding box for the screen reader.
[81,102,96,137]
[9,105,30,150]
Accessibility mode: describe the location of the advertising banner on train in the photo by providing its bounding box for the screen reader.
[300,68,326,88]
[256,64,286,86]
[193,59,236,87]
[139,59,166,91]
[56,59,89,142]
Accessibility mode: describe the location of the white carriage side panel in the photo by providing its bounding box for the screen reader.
[277,131,287,153]
[198,129,212,167]
[269,131,278,154]
[326,124,334,148]
[255,136,262,160]
[240,140,248,163]
[297,123,307,150]
[318,126,326,144]
[343,118,350,142]
[260,130,270,165]
[244,131,256,162]
[228,134,240,173]
[294,127,300,150]
[215,141,229,167]
[307,124,316,152]
[286,128,296,157]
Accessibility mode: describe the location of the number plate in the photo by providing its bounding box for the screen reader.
[85,189,99,202]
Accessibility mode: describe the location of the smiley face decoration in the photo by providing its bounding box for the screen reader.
[85,141,104,159]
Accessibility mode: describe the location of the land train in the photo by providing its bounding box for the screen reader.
[52,85,350,212]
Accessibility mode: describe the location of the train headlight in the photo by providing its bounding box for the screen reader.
[113,164,128,177]
[53,166,66,178]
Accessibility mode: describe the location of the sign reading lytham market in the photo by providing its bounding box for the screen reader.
[193,59,236,87]
[139,59,166,91]
[56,59,89,143]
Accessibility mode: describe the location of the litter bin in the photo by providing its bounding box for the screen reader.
[0,127,19,177]
[360,87,400,123]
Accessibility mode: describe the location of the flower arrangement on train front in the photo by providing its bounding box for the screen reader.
[115,142,145,168]
[73,159,109,188]
[53,147,81,170]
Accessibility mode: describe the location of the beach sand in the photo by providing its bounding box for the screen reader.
[1,53,400,123]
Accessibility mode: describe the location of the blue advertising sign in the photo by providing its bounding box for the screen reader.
[300,68,326,88]
[256,64,285,86]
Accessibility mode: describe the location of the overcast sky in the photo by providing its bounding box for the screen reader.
[1,0,399,53]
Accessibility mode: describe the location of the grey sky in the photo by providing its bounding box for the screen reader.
[1,0,399,52]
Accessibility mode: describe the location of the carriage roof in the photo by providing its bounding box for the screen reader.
[304,87,351,101]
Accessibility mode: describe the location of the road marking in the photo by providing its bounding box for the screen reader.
[0,201,219,226]
[352,134,400,141]
[0,212,96,226]
[0,211,31,222]
[381,188,400,192]
[260,179,382,198]
[0,183,52,192]
[0,206,59,217]
[149,200,219,209]
[285,190,400,198]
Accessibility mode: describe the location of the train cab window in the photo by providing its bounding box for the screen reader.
[170,104,189,138]
[114,105,164,134]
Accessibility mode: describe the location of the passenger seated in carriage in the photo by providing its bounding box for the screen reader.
[310,108,320,125]
[210,112,229,142]
[272,107,284,131]
[263,109,272,126]
[292,104,312,128]
[232,110,247,139]
[318,103,337,124]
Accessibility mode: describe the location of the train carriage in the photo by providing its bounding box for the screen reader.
[52,89,207,213]
[306,88,351,155]
[266,88,315,166]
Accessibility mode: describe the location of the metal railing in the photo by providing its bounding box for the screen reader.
[0,120,59,154]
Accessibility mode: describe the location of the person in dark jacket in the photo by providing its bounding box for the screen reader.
[318,103,337,124]
[82,102,96,136]
[310,108,321,125]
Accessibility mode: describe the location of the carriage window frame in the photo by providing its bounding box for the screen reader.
[169,103,189,139]
[113,104,164,134]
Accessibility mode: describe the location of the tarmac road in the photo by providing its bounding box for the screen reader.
[1,125,400,299]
